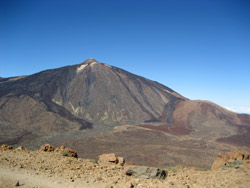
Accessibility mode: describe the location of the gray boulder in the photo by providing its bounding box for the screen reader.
[126,166,167,179]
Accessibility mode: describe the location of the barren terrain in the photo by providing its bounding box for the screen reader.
[59,125,250,169]
[1,145,250,188]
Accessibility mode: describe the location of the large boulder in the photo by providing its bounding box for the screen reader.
[211,150,250,170]
[126,166,167,179]
[98,153,126,166]
[99,153,118,163]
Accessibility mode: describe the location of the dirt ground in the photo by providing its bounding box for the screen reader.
[0,147,250,188]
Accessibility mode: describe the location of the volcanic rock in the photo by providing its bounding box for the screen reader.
[117,157,125,166]
[55,145,65,151]
[15,146,27,151]
[39,144,55,152]
[0,144,13,151]
[62,148,78,158]
[99,153,118,163]
[211,150,250,170]
[126,166,167,179]
[15,181,20,186]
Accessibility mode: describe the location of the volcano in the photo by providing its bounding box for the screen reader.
[1,58,249,168]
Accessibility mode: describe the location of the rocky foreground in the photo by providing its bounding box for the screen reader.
[0,144,250,188]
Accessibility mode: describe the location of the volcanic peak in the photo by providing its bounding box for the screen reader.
[81,58,99,65]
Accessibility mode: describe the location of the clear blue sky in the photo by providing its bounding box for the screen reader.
[1,0,250,113]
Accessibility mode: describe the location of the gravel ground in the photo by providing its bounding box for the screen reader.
[0,146,250,188]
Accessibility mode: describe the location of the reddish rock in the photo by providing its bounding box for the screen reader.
[211,157,226,170]
[211,150,250,170]
[39,144,55,152]
[0,144,13,151]
[117,157,125,166]
[55,145,65,152]
[227,150,250,160]
[64,148,78,158]
[15,146,27,151]
[99,153,118,163]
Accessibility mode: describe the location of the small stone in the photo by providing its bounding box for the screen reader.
[117,157,125,166]
[55,145,65,152]
[15,181,20,186]
[96,177,102,181]
[16,146,27,151]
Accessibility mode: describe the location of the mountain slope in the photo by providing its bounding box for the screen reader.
[51,58,186,124]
